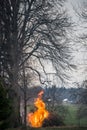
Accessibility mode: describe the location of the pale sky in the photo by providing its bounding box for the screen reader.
[45,0,87,87]
[33,0,87,88]
[65,0,87,87]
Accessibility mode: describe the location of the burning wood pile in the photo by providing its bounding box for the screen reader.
[27,90,64,128]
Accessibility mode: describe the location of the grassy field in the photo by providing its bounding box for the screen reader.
[27,104,87,127]
[64,104,78,126]
[64,104,87,126]
[6,104,87,130]
[47,104,87,127]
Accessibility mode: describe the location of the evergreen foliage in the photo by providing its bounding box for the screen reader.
[0,79,12,129]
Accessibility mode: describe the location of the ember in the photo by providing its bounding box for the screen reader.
[27,90,49,128]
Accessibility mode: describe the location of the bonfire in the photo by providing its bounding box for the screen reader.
[27,90,49,128]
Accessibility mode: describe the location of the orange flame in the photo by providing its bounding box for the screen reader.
[27,90,49,128]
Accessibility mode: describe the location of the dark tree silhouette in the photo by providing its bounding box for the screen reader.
[0,0,72,127]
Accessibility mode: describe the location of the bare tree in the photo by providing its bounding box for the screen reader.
[0,0,71,82]
[0,0,72,127]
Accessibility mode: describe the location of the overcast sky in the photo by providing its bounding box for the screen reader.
[65,0,87,87]
[36,0,87,88]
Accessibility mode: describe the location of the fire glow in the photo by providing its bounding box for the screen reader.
[27,90,49,128]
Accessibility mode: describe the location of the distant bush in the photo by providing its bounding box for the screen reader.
[47,105,68,120]
[42,112,65,127]
[77,105,87,119]
[55,105,68,119]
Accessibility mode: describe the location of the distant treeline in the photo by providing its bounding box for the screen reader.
[43,86,87,104]
[19,85,87,104]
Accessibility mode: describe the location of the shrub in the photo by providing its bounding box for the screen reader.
[42,112,65,127]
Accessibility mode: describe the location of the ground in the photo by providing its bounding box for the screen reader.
[6,104,87,130]
[6,126,87,130]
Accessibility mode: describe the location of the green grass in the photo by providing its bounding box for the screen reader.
[49,104,87,127]
[79,118,87,126]
[6,104,87,130]
[27,104,87,127]
[64,104,78,125]
[63,104,87,126]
